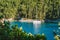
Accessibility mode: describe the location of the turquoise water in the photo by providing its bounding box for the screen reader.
[10,21,60,40]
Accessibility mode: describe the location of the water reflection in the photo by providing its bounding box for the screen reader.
[33,21,41,34]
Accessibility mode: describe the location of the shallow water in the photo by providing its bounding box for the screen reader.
[10,21,60,40]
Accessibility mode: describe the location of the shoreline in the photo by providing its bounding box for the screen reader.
[1,18,60,23]
[0,18,44,23]
[1,18,59,23]
[19,19,44,23]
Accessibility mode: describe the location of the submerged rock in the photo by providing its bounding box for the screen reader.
[20,27,23,31]
[58,22,60,27]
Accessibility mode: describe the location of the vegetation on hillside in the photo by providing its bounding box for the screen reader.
[0,0,60,20]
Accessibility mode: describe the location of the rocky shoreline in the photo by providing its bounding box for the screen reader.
[19,19,44,23]
[0,18,13,23]
[0,18,44,23]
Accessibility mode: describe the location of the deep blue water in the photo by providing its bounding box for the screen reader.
[10,21,60,40]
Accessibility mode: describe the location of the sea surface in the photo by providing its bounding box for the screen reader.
[10,21,60,40]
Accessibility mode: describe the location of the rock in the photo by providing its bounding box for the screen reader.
[58,22,60,27]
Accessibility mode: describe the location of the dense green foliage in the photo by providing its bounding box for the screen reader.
[0,0,60,19]
[0,21,46,40]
